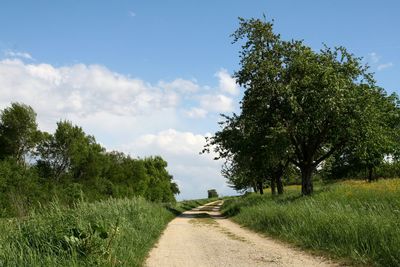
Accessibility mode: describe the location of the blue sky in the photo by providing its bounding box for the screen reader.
[0,1,399,199]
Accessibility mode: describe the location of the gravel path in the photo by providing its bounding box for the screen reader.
[146,200,339,267]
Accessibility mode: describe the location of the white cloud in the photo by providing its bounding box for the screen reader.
[158,78,199,93]
[3,50,33,60]
[199,94,234,113]
[0,59,179,120]
[184,107,207,118]
[133,129,209,155]
[215,68,239,95]
[0,57,240,199]
[377,62,394,71]
[123,129,235,199]
[368,52,380,64]
[367,52,393,72]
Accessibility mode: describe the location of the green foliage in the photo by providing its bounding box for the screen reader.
[0,103,179,218]
[327,90,400,181]
[36,120,104,182]
[0,158,44,217]
[207,189,218,198]
[222,180,400,266]
[0,102,39,163]
[143,156,177,203]
[375,161,400,178]
[0,196,216,266]
[206,16,400,195]
[0,197,176,266]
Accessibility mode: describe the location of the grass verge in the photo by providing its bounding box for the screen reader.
[0,197,215,266]
[222,179,400,266]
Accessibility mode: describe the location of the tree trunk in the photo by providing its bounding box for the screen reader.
[252,185,258,193]
[270,177,276,195]
[367,166,373,182]
[258,181,264,195]
[301,166,313,195]
[276,175,284,195]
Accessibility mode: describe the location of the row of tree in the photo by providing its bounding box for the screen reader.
[0,103,179,217]
[204,17,400,195]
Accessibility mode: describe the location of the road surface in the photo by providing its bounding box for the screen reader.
[146,200,338,267]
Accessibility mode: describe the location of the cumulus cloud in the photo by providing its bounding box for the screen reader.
[377,62,394,71]
[215,68,239,95]
[0,59,179,119]
[199,94,234,113]
[123,129,235,199]
[184,107,207,118]
[158,78,199,93]
[132,129,210,156]
[0,57,240,198]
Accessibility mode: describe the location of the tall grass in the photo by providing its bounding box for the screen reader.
[222,179,400,266]
[0,196,212,267]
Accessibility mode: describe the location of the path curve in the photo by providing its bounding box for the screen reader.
[146,200,338,267]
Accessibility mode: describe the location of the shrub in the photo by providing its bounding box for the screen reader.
[207,189,218,198]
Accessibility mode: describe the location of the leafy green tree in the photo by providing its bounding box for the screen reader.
[102,151,149,197]
[0,102,180,216]
[230,17,389,195]
[143,156,177,202]
[207,189,218,198]
[0,103,39,164]
[355,90,400,181]
[36,121,104,181]
[170,181,180,195]
[328,90,400,181]
[204,114,264,193]
[205,112,288,195]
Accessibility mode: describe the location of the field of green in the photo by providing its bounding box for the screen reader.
[0,197,213,267]
[222,179,400,266]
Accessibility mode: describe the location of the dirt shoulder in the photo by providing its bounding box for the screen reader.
[145,200,339,267]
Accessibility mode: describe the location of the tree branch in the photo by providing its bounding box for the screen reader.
[312,146,337,167]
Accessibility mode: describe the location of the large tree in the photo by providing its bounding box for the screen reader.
[36,120,104,181]
[329,90,400,181]
[209,17,395,195]
[0,103,39,164]
[233,18,389,195]
[205,113,288,195]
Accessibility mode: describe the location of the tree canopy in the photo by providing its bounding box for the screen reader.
[0,103,180,217]
[205,17,400,195]
[0,103,39,164]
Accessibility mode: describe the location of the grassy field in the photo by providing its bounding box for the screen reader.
[0,197,214,267]
[222,179,400,266]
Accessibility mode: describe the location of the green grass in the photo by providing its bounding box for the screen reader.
[222,179,400,266]
[0,197,215,267]
[167,197,218,214]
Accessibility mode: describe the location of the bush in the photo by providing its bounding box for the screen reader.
[0,159,43,217]
[207,189,218,198]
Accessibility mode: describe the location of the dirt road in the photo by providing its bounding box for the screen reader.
[146,201,338,267]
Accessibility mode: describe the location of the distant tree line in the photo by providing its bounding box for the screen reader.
[0,103,179,217]
[204,17,400,195]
